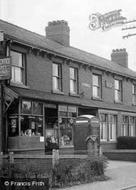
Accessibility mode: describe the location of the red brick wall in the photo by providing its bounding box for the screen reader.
[27,53,52,92]
[12,45,134,107]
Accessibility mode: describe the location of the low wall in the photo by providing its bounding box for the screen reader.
[0,154,87,173]
[103,150,136,162]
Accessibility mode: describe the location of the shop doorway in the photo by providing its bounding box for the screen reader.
[44,107,59,151]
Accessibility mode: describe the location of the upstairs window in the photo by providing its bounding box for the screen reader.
[114,79,122,102]
[10,50,25,84]
[69,67,78,94]
[132,84,136,105]
[52,63,62,91]
[92,74,102,99]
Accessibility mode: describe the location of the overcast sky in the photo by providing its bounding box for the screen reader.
[0,0,136,70]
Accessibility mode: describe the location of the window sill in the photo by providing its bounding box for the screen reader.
[69,92,80,97]
[92,97,103,101]
[114,100,123,104]
[60,145,74,148]
[101,140,116,144]
[10,82,29,89]
[52,89,64,95]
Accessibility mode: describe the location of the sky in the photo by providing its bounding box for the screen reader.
[0,0,136,70]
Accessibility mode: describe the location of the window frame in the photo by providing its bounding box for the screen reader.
[100,114,108,141]
[52,63,62,92]
[69,67,78,94]
[10,50,26,84]
[132,84,136,105]
[92,74,102,99]
[114,79,122,103]
[109,115,117,141]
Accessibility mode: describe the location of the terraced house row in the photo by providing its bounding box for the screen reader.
[0,19,136,154]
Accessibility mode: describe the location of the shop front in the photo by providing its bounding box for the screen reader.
[7,96,78,154]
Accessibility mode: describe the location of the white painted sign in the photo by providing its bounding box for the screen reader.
[40,136,44,142]
[0,58,11,80]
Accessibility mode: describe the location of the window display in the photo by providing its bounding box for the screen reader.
[8,116,19,136]
[8,99,43,137]
[21,116,43,136]
[59,105,77,147]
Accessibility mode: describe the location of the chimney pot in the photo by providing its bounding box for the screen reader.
[46,20,70,46]
[111,48,128,68]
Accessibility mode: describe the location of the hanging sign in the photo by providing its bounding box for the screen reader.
[0,57,11,80]
[89,9,126,31]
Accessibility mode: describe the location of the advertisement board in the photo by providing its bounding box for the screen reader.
[0,58,11,80]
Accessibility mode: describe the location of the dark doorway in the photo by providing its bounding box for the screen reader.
[44,107,59,152]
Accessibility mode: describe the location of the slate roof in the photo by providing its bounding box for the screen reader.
[10,86,136,113]
[0,19,136,79]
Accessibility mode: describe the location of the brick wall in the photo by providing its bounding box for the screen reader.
[11,44,135,107]
[27,53,52,92]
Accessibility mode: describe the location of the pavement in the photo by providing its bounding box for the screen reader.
[59,160,136,190]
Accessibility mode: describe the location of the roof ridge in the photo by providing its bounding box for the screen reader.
[1,19,136,77]
[0,19,45,39]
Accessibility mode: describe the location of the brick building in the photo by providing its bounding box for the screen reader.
[0,19,136,154]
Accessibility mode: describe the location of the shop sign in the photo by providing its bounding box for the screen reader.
[0,57,11,80]
[40,136,44,142]
[89,9,126,31]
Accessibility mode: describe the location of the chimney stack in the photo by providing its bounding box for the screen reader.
[111,49,128,68]
[45,20,70,46]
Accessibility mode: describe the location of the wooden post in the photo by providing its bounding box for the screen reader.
[9,152,14,164]
[52,149,59,168]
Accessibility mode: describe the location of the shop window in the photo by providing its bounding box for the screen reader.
[21,100,32,114]
[10,50,26,84]
[69,67,78,94]
[100,114,108,141]
[52,63,62,91]
[33,102,43,115]
[92,74,102,99]
[109,115,117,141]
[8,100,43,137]
[20,100,43,136]
[114,79,122,103]
[21,116,43,136]
[132,84,136,105]
[8,116,19,136]
[59,106,77,147]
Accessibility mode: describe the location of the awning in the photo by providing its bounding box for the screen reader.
[4,86,18,112]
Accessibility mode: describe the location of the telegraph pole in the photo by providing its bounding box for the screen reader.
[0,32,11,154]
[0,81,4,153]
